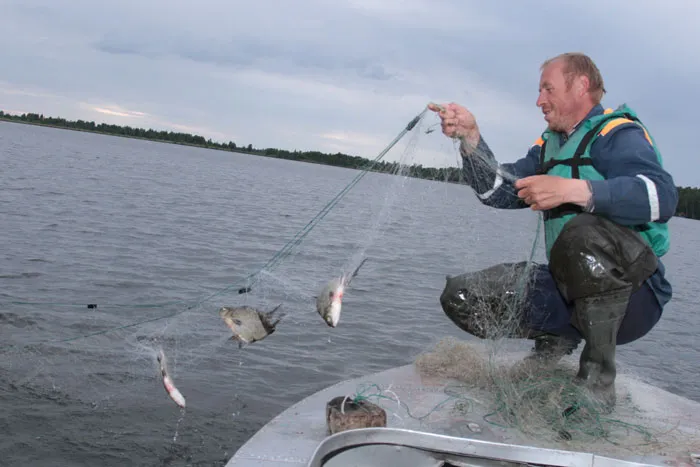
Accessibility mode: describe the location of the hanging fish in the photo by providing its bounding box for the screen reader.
[315,258,368,328]
[156,349,186,409]
[218,304,284,348]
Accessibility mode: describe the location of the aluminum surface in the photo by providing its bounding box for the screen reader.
[226,362,700,467]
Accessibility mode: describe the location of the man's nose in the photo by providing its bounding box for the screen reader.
[536,92,545,107]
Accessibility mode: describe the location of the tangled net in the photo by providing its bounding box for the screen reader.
[407,114,700,458]
[413,337,700,457]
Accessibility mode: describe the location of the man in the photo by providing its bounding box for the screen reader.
[430,52,678,411]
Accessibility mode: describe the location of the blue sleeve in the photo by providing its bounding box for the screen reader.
[460,135,540,209]
[588,123,678,226]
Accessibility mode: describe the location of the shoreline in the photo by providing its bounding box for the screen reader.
[2,115,698,220]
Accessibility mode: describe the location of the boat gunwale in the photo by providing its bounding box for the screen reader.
[305,427,673,467]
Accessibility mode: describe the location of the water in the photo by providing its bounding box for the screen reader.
[1,121,698,466]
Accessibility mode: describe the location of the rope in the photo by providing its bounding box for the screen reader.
[0,106,430,351]
[349,382,476,423]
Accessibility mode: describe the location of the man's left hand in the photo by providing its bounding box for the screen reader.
[514,175,591,211]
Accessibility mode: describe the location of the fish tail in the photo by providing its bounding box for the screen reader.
[270,316,283,328]
[157,350,167,373]
[266,304,285,326]
[268,304,283,316]
[345,258,368,285]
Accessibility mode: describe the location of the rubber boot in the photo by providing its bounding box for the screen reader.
[524,333,580,364]
[503,331,580,379]
[571,286,631,412]
[547,213,658,413]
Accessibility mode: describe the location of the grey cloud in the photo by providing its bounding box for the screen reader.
[0,0,698,184]
[93,37,157,59]
[92,15,403,83]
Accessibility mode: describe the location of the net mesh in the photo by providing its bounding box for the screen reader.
[407,109,699,456]
[1,103,697,464]
[412,337,700,457]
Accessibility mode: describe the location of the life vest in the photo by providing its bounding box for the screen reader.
[534,104,670,260]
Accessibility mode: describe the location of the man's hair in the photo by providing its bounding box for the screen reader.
[542,52,606,104]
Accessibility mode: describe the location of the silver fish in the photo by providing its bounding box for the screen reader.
[156,349,186,409]
[218,304,284,348]
[315,258,368,328]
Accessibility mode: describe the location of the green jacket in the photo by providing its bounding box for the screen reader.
[537,104,670,260]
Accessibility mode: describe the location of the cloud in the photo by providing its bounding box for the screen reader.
[0,0,698,185]
[88,106,148,118]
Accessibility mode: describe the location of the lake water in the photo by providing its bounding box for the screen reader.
[1,120,698,466]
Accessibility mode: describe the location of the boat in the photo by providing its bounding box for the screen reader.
[224,339,700,467]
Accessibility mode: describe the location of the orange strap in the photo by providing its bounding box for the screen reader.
[532,114,653,149]
[599,117,653,146]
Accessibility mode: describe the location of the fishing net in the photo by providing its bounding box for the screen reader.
[306,107,700,459]
[0,104,472,464]
[412,338,700,458]
[1,103,697,465]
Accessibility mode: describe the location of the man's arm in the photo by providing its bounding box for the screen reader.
[587,123,678,226]
[460,135,541,209]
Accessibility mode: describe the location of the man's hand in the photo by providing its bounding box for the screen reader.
[427,102,480,147]
[514,175,592,211]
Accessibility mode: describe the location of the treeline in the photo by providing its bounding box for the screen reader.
[1,110,698,219]
[676,187,700,220]
[0,110,461,182]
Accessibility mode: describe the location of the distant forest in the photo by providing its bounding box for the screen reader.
[2,110,699,221]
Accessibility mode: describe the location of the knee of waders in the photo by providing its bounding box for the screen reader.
[548,213,657,302]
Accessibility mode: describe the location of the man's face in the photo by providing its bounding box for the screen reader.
[536,60,581,133]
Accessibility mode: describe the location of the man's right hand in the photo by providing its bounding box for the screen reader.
[427,102,481,148]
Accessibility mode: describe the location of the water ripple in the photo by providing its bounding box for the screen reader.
[1,121,698,466]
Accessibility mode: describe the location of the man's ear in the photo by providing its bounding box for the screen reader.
[575,75,590,97]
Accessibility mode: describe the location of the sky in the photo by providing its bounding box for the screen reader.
[1,0,699,186]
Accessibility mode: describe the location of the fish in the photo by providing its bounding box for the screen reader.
[157,349,186,409]
[315,258,368,328]
[218,304,284,348]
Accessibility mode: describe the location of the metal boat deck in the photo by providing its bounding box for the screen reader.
[225,361,700,467]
